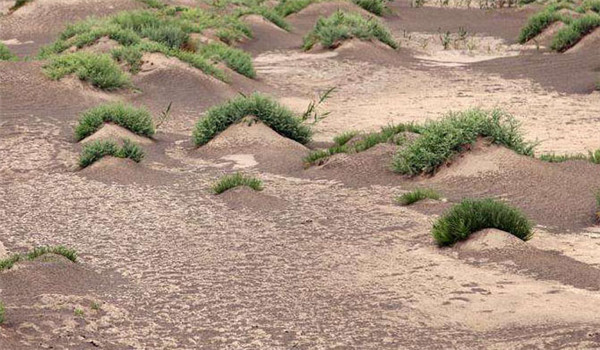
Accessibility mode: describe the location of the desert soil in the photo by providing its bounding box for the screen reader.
[1,0,599,349]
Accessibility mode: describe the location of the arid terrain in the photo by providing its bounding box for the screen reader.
[1,0,599,349]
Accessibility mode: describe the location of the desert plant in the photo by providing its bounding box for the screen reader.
[300,86,336,124]
[302,10,398,50]
[198,42,256,78]
[111,46,143,73]
[193,93,312,146]
[79,139,144,168]
[26,246,78,262]
[0,254,21,271]
[137,0,167,8]
[0,301,4,324]
[212,172,263,194]
[589,149,600,163]
[9,0,32,12]
[518,4,573,43]
[396,188,441,205]
[275,0,315,16]
[75,103,155,141]
[392,109,535,175]
[551,13,600,51]
[333,130,359,146]
[538,152,588,162]
[0,43,18,61]
[578,0,600,13]
[432,198,533,246]
[43,52,131,90]
[352,0,388,16]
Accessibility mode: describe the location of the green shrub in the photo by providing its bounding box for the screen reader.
[352,0,387,16]
[75,103,155,141]
[333,130,358,146]
[198,42,256,78]
[275,0,315,16]
[26,246,78,262]
[212,172,263,194]
[193,94,312,146]
[43,52,131,90]
[0,301,4,324]
[137,0,167,9]
[392,109,535,175]
[0,254,21,271]
[551,13,600,51]
[140,24,190,49]
[518,5,573,43]
[303,10,398,50]
[396,188,441,206]
[0,43,18,61]
[111,46,143,73]
[432,198,533,246]
[79,139,144,168]
[579,0,600,13]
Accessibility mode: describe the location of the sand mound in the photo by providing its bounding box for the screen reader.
[219,186,290,212]
[566,27,600,53]
[529,21,565,48]
[78,36,119,54]
[79,156,174,185]
[239,14,301,54]
[200,117,309,173]
[454,228,527,252]
[287,1,372,33]
[79,123,154,145]
[428,144,600,230]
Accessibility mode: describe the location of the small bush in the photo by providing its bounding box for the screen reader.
[0,301,4,324]
[43,52,131,90]
[551,13,600,51]
[333,130,358,146]
[396,188,441,206]
[79,139,144,168]
[303,10,398,50]
[518,5,573,43]
[432,198,533,246]
[212,172,263,194]
[352,0,387,16]
[193,94,312,146]
[198,42,256,78]
[26,246,78,262]
[275,0,315,16]
[0,43,18,61]
[392,109,535,175]
[75,103,155,141]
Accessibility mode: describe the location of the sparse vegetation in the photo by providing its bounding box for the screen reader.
[0,301,4,324]
[518,3,573,44]
[392,109,535,175]
[43,52,131,90]
[0,245,78,272]
[432,198,533,246]
[333,131,359,146]
[352,0,389,15]
[539,149,600,163]
[9,0,33,12]
[595,190,600,224]
[551,13,600,51]
[79,139,145,168]
[193,94,313,146]
[75,103,155,141]
[74,308,85,317]
[396,188,441,205]
[302,10,398,50]
[0,43,18,61]
[198,42,256,78]
[212,173,263,194]
[275,0,316,16]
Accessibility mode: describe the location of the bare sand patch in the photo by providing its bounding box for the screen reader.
[79,123,154,145]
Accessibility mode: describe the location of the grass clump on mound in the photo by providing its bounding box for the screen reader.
[352,0,388,16]
[79,139,144,168]
[304,123,421,166]
[275,0,316,16]
[0,301,4,324]
[43,52,130,90]
[0,245,78,272]
[392,109,535,176]
[539,149,600,163]
[302,10,398,50]
[578,0,600,13]
[198,43,256,79]
[193,93,313,146]
[212,172,263,194]
[396,188,441,206]
[551,13,600,51]
[0,43,18,61]
[75,103,155,141]
[517,3,574,43]
[432,198,533,246]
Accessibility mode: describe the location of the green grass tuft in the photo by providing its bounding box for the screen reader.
[198,42,256,78]
[0,43,18,61]
[193,93,312,146]
[79,139,145,168]
[0,245,78,272]
[396,188,441,206]
[551,13,600,51]
[275,0,316,16]
[333,130,358,146]
[212,172,263,194]
[303,10,398,50]
[0,254,21,271]
[75,103,155,141]
[432,198,533,246]
[0,301,4,324]
[392,109,535,176]
[43,52,131,90]
[518,4,573,44]
[352,0,388,16]
[539,149,600,163]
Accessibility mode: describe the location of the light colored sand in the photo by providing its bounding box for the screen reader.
[80,123,154,146]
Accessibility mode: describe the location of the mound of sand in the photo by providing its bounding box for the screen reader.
[244,14,287,34]
[287,1,373,33]
[200,117,309,173]
[454,228,527,253]
[429,144,600,230]
[529,21,565,48]
[219,186,290,212]
[239,14,301,54]
[566,27,600,54]
[79,123,154,145]
[79,156,174,185]
[78,36,119,54]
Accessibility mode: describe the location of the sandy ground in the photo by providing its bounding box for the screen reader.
[1,0,600,349]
